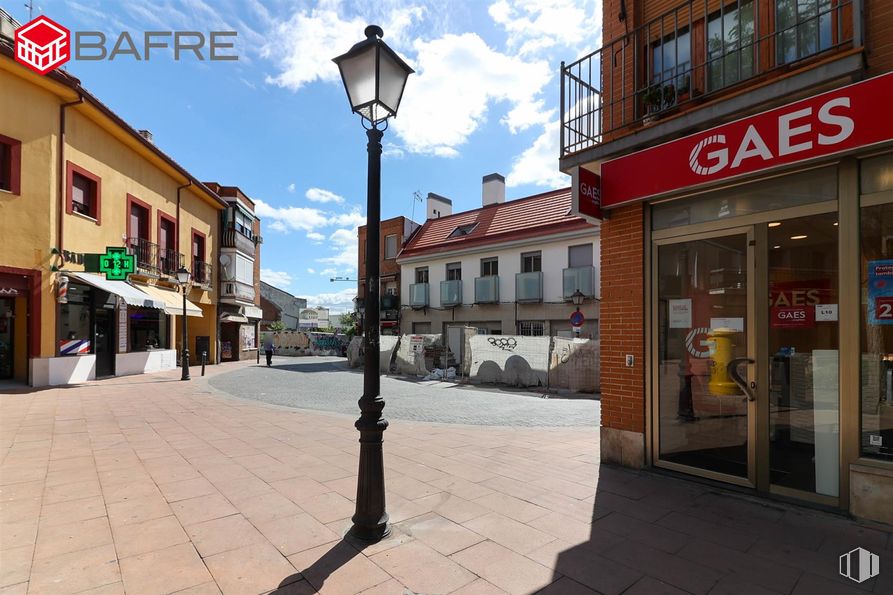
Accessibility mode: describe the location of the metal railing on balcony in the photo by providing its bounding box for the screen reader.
[563,266,596,300]
[440,280,462,307]
[221,225,257,254]
[515,271,543,303]
[560,0,858,157]
[381,294,399,311]
[221,281,255,302]
[474,276,499,304]
[192,260,212,288]
[409,283,429,308]
[158,248,183,277]
[127,237,158,274]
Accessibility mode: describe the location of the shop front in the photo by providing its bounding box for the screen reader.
[598,72,893,522]
[0,268,35,385]
[33,272,179,386]
[218,305,261,362]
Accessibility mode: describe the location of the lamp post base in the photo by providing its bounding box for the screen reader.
[349,423,390,542]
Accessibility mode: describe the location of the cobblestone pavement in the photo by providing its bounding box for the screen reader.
[208,356,600,427]
[0,360,890,595]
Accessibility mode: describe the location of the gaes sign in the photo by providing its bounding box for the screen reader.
[601,71,893,207]
[572,166,602,221]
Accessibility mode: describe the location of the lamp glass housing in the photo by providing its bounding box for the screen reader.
[571,289,585,306]
[176,267,191,285]
[333,26,413,126]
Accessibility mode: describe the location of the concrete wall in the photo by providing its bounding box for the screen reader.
[345,335,399,373]
[550,338,600,393]
[261,331,347,357]
[116,349,177,376]
[469,335,551,388]
[393,334,442,376]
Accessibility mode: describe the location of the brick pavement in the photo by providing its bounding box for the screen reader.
[1,361,890,595]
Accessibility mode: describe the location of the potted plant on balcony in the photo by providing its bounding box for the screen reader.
[640,85,663,125]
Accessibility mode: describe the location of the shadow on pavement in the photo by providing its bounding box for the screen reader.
[272,538,371,594]
[548,465,893,594]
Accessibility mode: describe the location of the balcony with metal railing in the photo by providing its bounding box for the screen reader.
[440,280,463,307]
[192,260,213,289]
[220,280,255,303]
[560,0,861,159]
[127,237,158,275]
[515,271,543,303]
[221,224,257,255]
[474,276,499,304]
[563,266,596,300]
[158,248,183,277]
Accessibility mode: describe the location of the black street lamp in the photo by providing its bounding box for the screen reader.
[176,266,191,381]
[334,25,413,542]
[571,289,586,308]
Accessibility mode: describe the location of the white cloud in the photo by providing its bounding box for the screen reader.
[255,200,364,234]
[502,100,555,134]
[392,33,551,156]
[506,120,569,188]
[297,287,358,314]
[306,187,345,204]
[262,3,425,91]
[261,268,293,288]
[319,268,338,276]
[489,0,602,58]
[306,232,326,242]
[329,228,357,246]
[306,267,316,274]
[287,183,296,193]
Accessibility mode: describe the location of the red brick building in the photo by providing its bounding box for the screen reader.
[357,216,419,334]
[562,0,893,522]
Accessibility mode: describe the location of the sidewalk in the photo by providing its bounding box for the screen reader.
[1,362,889,594]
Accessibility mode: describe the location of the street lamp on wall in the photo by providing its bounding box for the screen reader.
[334,25,413,543]
[176,266,191,381]
[571,289,586,308]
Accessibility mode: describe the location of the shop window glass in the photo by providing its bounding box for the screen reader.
[861,153,893,195]
[860,201,893,460]
[58,283,92,355]
[652,167,837,230]
[707,0,755,91]
[776,0,833,66]
[129,307,168,351]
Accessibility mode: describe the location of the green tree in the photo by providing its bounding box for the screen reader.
[269,320,286,332]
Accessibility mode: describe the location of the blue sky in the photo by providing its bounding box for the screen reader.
[15,0,602,311]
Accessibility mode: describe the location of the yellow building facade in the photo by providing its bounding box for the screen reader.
[0,44,225,386]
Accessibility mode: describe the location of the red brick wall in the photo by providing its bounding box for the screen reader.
[867,0,893,75]
[357,216,406,299]
[599,203,646,434]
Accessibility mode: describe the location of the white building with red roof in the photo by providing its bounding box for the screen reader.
[397,174,600,354]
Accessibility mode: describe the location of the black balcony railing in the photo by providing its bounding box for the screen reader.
[221,225,257,253]
[158,248,183,277]
[127,237,158,274]
[192,260,212,287]
[560,0,858,157]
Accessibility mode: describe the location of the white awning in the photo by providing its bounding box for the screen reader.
[70,273,165,309]
[220,313,249,324]
[244,306,263,320]
[137,284,204,317]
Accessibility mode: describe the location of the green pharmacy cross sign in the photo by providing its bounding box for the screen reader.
[98,247,135,280]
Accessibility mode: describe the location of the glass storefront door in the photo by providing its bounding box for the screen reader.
[655,212,841,501]
[656,230,754,485]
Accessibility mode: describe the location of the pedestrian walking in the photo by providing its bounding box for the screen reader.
[263,336,275,367]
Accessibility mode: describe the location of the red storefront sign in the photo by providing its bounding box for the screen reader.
[601,72,893,208]
[572,166,602,220]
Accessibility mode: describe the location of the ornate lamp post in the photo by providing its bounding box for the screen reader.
[176,266,191,381]
[571,289,585,308]
[333,25,413,542]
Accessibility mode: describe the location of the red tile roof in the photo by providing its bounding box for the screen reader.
[399,187,596,259]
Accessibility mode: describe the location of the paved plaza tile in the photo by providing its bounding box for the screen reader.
[0,360,890,594]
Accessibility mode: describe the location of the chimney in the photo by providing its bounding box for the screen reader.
[426,192,452,220]
[482,173,505,206]
[138,129,153,143]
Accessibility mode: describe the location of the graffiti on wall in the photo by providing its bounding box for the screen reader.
[488,337,518,351]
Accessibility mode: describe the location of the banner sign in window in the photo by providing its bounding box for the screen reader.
[868,260,893,325]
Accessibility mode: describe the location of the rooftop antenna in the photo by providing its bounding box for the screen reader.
[410,190,422,223]
[24,0,34,20]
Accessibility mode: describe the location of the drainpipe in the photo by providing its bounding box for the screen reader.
[176,181,191,365]
[58,95,84,253]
